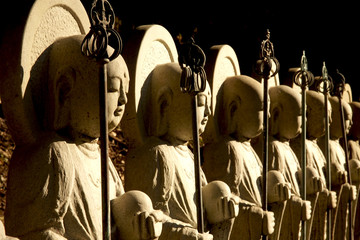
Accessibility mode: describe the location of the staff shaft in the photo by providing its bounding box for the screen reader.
[262,76,269,212]
[192,93,204,233]
[338,96,353,240]
[301,85,307,240]
[323,83,332,240]
[262,74,269,240]
[99,62,111,240]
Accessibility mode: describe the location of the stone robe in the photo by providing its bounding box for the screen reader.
[291,138,333,240]
[203,136,264,240]
[269,137,304,240]
[5,133,123,240]
[125,136,208,239]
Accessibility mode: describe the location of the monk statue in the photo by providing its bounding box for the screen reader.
[318,96,357,239]
[347,101,360,239]
[5,35,164,240]
[125,62,239,240]
[348,101,360,185]
[267,85,314,240]
[290,90,337,240]
[202,75,293,240]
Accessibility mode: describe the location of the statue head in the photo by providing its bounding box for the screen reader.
[220,75,263,140]
[306,90,332,139]
[146,63,211,144]
[329,96,353,140]
[349,102,360,140]
[269,85,302,141]
[34,35,129,140]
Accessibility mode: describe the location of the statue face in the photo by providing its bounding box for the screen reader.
[330,98,352,139]
[277,102,302,140]
[166,82,211,143]
[107,56,129,132]
[234,96,263,140]
[69,55,129,138]
[307,101,332,139]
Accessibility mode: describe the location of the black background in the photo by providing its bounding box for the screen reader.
[87,1,358,100]
[5,1,358,99]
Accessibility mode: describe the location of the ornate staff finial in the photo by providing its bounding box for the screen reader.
[294,50,314,88]
[256,29,280,78]
[333,69,346,98]
[81,0,122,61]
[179,37,207,94]
[316,62,333,94]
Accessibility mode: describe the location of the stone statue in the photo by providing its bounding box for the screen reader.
[203,75,288,240]
[348,101,360,183]
[5,35,164,240]
[267,85,313,240]
[125,62,239,240]
[318,96,357,239]
[348,101,360,239]
[290,90,337,240]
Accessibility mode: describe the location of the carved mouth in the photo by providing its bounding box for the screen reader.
[201,117,208,125]
[114,107,124,116]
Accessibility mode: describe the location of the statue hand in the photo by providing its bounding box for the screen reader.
[327,190,337,209]
[197,232,213,240]
[267,170,291,203]
[269,182,291,203]
[262,211,275,235]
[133,210,163,239]
[307,176,323,194]
[202,181,239,224]
[301,200,312,221]
[305,167,323,194]
[337,171,347,185]
[350,159,360,183]
[216,195,239,221]
[350,184,357,201]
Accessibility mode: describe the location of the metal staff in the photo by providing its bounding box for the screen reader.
[293,51,314,240]
[255,29,280,240]
[317,62,333,240]
[81,0,122,239]
[179,37,207,233]
[333,69,353,240]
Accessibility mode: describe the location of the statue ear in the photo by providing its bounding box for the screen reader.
[53,67,76,130]
[227,97,240,134]
[153,87,173,136]
[270,105,281,136]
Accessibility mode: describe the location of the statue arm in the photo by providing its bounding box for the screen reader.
[5,142,74,239]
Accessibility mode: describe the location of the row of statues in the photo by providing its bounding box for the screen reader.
[0,0,359,239]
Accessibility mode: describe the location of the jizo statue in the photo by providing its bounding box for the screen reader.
[318,96,357,239]
[5,35,164,240]
[125,62,239,240]
[203,75,283,240]
[348,102,360,185]
[291,90,337,240]
[267,85,313,240]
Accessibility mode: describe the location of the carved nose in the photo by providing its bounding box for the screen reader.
[118,91,127,106]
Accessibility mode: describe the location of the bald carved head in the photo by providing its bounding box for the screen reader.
[349,101,360,140]
[33,35,129,139]
[329,96,352,140]
[269,85,302,141]
[219,75,263,140]
[145,63,211,143]
[306,90,332,139]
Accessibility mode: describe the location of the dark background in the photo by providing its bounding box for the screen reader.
[82,1,358,100]
[4,1,358,100]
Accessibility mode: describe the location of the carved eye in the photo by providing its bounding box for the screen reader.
[197,94,206,107]
[108,77,120,93]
